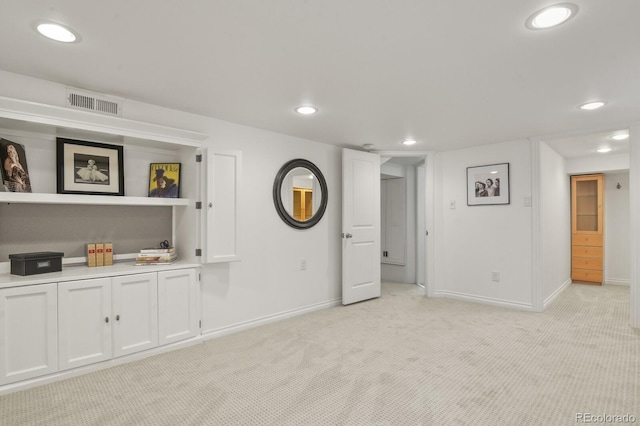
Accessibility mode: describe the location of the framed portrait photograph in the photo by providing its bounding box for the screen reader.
[467,163,510,206]
[56,138,124,195]
[1,138,32,193]
[148,163,181,198]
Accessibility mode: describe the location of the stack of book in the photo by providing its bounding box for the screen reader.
[135,247,177,265]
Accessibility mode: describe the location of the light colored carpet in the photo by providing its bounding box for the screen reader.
[1,283,638,425]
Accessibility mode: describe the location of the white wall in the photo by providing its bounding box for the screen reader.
[0,70,343,337]
[538,142,571,307]
[604,171,630,285]
[434,139,534,310]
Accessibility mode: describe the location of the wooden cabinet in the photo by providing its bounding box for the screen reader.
[0,283,58,385]
[571,174,604,284]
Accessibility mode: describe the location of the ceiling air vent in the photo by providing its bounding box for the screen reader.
[66,88,122,117]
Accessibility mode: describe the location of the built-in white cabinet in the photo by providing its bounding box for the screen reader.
[204,149,242,263]
[112,273,159,357]
[58,278,113,370]
[158,269,199,345]
[381,177,406,265]
[0,283,58,385]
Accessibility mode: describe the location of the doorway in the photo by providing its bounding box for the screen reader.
[377,152,433,295]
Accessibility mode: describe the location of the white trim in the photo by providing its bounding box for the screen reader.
[630,124,640,328]
[543,278,571,309]
[433,290,535,311]
[530,138,543,312]
[605,278,631,286]
[201,298,342,340]
[0,336,202,396]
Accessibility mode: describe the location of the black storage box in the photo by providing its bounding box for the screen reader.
[9,252,64,276]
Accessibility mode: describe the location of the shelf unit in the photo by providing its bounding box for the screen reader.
[0,95,207,275]
[571,174,604,284]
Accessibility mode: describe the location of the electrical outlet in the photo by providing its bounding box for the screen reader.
[524,195,532,207]
[300,260,307,271]
[492,271,500,282]
[449,200,456,209]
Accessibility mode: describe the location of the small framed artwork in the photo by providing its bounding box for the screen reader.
[467,163,510,206]
[1,138,32,193]
[148,163,181,198]
[56,138,124,195]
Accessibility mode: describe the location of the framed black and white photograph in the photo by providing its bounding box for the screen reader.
[467,163,509,206]
[56,137,124,195]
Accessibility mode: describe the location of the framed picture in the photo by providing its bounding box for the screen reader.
[0,138,32,193]
[56,138,124,195]
[148,163,181,198]
[467,163,510,206]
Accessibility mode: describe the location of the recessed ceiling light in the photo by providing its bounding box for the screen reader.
[35,21,79,43]
[526,3,578,30]
[610,132,629,141]
[295,106,317,115]
[490,171,499,174]
[402,139,417,146]
[597,147,612,153]
[578,101,606,111]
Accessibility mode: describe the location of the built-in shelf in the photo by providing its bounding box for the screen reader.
[0,191,191,207]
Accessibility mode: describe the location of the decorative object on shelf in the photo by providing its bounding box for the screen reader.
[9,252,64,276]
[56,137,124,196]
[104,242,113,266]
[148,163,181,198]
[273,158,328,229]
[466,163,510,206]
[1,138,32,193]
[135,245,177,265]
[95,243,104,266]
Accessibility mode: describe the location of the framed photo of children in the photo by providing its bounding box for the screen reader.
[467,163,510,206]
[1,138,32,193]
[148,163,181,198]
[56,138,124,196]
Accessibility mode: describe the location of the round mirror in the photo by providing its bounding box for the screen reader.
[273,159,328,229]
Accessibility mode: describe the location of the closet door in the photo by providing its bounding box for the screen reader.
[571,174,604,284]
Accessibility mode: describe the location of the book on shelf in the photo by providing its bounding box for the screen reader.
[139,247,176,254]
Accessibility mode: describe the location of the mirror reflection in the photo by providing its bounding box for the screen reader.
[273,158,328,230]
[280,167,323,221]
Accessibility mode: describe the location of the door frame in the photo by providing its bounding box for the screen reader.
[376,150,435,297]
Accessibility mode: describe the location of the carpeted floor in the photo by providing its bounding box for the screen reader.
[1,282,638,425]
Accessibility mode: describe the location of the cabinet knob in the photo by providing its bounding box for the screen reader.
[105,317,109,323]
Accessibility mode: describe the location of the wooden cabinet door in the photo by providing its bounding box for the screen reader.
[112,273,158,358]
[158,269,199,345]
[0,283,58,385]
[58,278,112,370]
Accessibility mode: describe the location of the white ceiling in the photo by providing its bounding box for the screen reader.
[1,1,639,156]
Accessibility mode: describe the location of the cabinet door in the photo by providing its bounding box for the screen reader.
[158,269,199,345]
[58,278,112,370]
[112,273,158,357]
[0,283,58,385]
[205,149,242,263]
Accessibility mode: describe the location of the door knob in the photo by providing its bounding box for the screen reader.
[345,233,353,239]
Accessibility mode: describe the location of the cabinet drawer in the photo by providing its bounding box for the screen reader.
[571,246,603,259]
[571,257,602,271]
[572,234,603,246]
[572,269,603,283]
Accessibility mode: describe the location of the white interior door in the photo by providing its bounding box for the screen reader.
[342,148,381,305]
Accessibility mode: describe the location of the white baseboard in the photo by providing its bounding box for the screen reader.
[0,336,202,396]
[433,290,534,311]
[605,278,631,286]
[543,278,572,310]
[201,298,342,340]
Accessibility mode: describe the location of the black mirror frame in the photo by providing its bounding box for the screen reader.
[273,159,328,229]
